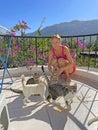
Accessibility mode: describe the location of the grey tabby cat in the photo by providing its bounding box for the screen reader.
[41,66,77,110]
[50,68,59,84]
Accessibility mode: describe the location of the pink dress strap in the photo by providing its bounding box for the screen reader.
[52,46,67,59]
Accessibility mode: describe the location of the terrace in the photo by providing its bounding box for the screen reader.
[0,32,98,130]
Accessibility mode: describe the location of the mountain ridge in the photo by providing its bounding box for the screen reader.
[27,19,98,36]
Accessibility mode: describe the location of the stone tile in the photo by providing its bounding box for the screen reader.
[95,92,98,100]
[9,102,52,130]
[85,113,98,130]
[64,114,88,130]
[1,76,98,130]
[46,104,68,130]
[90,101,98,115]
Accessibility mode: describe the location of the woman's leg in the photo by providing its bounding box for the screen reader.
[58,58,73,84]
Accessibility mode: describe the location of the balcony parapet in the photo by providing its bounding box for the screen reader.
[0,66,98,90]
[71,68,98,90]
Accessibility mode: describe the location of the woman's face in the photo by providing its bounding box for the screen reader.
[51,38,61,49]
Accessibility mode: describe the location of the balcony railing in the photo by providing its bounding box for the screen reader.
[0,33,98,70]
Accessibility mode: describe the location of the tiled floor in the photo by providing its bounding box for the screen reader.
[1,77,98,130]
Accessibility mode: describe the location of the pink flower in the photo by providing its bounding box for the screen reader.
[70,52,77,59]
[77,40,87,49]
[30,45,35,51]
[26,60,35,70]
[38,53,43,58]
[10,49,16,56]
[14,45,21,51]
[22,20,27,25]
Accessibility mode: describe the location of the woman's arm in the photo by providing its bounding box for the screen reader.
[48,50,53,73]
[64,46,74,64]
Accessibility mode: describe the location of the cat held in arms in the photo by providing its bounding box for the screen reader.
[41,65,77,111]
[21,74,46,105]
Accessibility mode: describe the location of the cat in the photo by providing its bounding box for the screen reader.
[41,65,77,110]
[50,68,59,84]
[21,74,46,105]
[26,72,40,84]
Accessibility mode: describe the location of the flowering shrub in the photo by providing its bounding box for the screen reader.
[12,20,30,36]
[76,40,87,49]
[0,20,98,69]
[26,59,35,70]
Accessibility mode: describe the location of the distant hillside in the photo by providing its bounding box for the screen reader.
[27,19,98,36]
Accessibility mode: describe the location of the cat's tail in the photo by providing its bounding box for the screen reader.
[21,74,26,88]
[41,65,50,86]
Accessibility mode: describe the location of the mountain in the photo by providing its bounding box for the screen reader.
[27,19,98,36]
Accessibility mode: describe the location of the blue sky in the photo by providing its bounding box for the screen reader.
[0,0,98,33]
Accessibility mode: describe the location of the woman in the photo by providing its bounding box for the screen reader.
[48,34,76,84]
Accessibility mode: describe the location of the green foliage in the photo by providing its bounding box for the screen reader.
[0,20,98,69]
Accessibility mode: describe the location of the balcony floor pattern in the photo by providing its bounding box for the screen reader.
[1,76,98,130]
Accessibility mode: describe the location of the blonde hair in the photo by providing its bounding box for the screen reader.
[52,34,61,41]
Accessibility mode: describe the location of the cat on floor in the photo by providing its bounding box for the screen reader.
[41,65,77,110]
[21,74,46,105]
[50,68,59,84]
[26,72,40,84]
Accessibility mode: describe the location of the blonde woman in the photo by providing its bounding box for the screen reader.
[48,34,76,84]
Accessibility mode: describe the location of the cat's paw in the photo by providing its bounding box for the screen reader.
[23,100,27,106]
[23,99,31,104]
[46,95,51,102]
[26,99,31,103]
[65,100,72,111]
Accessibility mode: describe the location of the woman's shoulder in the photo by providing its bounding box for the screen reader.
[61,45,69,50]
[61,45,70,55]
